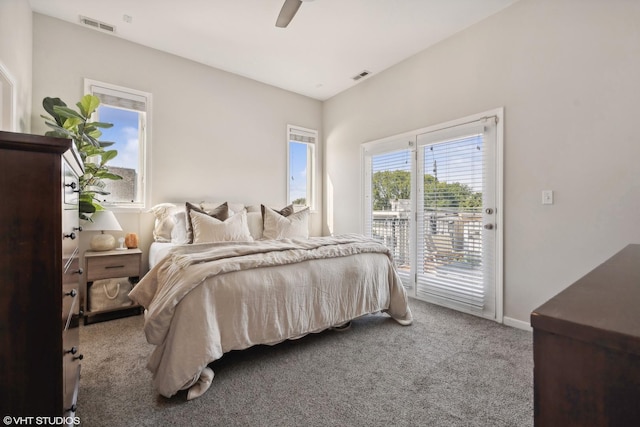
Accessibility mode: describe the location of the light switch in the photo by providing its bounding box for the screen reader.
[542,190,554,205]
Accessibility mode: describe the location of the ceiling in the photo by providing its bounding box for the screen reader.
[29,0,518,101]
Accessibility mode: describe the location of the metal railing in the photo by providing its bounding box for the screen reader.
[372,212,483,271]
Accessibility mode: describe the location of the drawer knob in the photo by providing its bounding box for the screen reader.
[73,268,83,276]
[73,226,83,232]
[64,232,77,240]
[65,289,77,298]
[66,404,78,414]
[65,182,77,190]
[65,346,78,355]
[73,354,84,361]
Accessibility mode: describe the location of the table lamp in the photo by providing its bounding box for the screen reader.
[83,210,123,251]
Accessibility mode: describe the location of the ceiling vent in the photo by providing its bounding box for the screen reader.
[352,70,371,81]
[79,16,116,33]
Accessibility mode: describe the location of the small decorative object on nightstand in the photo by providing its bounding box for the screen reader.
[125,232,139,249]
[83,248,143,324]
[116,237,126,251]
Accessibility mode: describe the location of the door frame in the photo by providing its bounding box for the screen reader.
[0,61,16,132]
[362,108,504,323]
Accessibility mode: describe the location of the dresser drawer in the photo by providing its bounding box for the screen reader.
[62,159,80,206]
[86,252,141,282]
[62,255,81,331]
[62,209,80,266]
[62,327,80,415]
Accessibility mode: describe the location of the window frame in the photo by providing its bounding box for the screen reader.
[286,124,317,211]
[84,78,151,212]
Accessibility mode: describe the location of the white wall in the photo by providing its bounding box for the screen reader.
[0,0,32,132]
[31,14,323,268]
[323,0,640,325]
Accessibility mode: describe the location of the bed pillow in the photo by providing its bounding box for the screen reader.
[186,202,229,243]
[201,201,246,216]
[149,203,177,242]
[260,204,294,218]
[262,206,309,240]
[170,210,189,244]
[246,211,264,240]
[190,210,253,244]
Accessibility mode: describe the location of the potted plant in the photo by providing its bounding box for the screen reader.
[41,95,122,220]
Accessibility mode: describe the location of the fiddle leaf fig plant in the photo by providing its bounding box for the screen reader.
[41,95,122,220]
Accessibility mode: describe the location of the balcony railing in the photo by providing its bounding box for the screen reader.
[372,211,482,273]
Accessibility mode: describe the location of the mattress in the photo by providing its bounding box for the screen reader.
[148,241,176,270]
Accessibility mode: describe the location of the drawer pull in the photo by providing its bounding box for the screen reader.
[65,346,78,355]
[105,265,125,269]
[66,404,78,414]
[65,289,77,298]
[73,226,83,232]
[64,232,77,240]
[73,354,84,361]
[65,182,77,190]
[73,268,83,275]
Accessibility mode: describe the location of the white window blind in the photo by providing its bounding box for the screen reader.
[88,84,147,112]
[416,121,496,316]
[363,138,415,288]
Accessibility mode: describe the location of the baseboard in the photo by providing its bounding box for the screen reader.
[503,316,532,332]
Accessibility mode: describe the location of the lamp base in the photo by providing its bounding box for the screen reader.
[90,233,116,251]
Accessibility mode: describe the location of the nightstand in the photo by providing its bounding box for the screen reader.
[83,248,143,324]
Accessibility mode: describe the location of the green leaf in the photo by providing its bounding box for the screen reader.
[79,200,96,214]
[98,172,123,181]
[62,117,83,130]
[77,94,100,118]
[99,141,115,148]
[91,121,113,129]
[86,129,102,139]
[83,134,101,147]
[83,145,103,155]
[42,97,67,126]
[53,105,84,120]
[100,150,118,164]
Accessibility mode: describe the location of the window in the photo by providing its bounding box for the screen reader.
[85,79,151,209]
[287,125,317,210]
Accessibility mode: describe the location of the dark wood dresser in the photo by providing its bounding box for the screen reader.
[531,244,640,426]
[0,130,83,419]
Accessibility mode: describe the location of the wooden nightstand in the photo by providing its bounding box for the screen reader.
[83,248,142,324]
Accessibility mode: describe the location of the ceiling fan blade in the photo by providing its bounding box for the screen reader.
[276,0,302,28]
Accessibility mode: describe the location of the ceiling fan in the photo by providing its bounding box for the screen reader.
[275,0,314,28]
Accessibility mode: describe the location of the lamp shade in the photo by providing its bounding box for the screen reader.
[82,210,123,232]
[83,211,122,251]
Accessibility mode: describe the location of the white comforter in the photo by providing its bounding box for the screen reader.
[129,234,412,398]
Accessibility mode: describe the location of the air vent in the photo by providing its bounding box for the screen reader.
[80,16,116,33]
[352,70,371,81]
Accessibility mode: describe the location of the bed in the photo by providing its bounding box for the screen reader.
[129,201,413,400]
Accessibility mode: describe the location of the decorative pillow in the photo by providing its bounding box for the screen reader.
[190,210,253,244]
[246,211,264,240]
[262,206,309,240]
[261,204,294,219]
[186,202,228,243]
[201,201,246,216]
[149,203,177,242]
